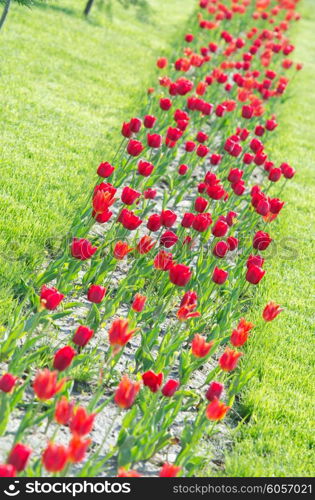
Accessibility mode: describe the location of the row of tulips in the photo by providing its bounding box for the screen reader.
[0,0,300,478]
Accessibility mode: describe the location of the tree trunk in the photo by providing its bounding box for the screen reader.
[0,0,11,32]
[84,0,95,16]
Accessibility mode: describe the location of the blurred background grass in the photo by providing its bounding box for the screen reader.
[0,0,194,322]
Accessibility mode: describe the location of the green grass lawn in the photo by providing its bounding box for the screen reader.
[0,0,194,323]
[220,0,315,477]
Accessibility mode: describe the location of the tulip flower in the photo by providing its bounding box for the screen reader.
[42,443,69,473]
[129,117,142,133]
[108,318,136,348]
[213,241,229,258]
[138,160,154,177]
[194,196,208,213]
[118,467,142,477]
[253,231,272,251]
[191,334,213,358]
[219,348,243,371]
[142,370,163,393]
[121,186,141,205]
[118,209,142,230]
[93,186,116,214]
[206,398,230,421]
[160,230,178,248]
[8,443,32,472]
[132,294,147,313]
[246,254,264,269]
[160,98,172,111]
[33,369,65,400]
[181,212,195,228]
[53,345,76,372]
[178,164,188,175]
[162,379,180,397]
[159,463,181,477]
[55,396,74,426]
[144,115,156,128]
[212,266,228,285]
[40,285,64,310]
[137,235,156,254]
[114,376,140,409]
[262,301,283,321]
[192,213,212,232]
[87,284,106,304]
[72,325,94,347]
[246,265,266,284]
[212,220,229,237]
[147,214,162,232]
[0,464,16,477]
[206,381,224,402]
[97,161,115,178]
[70,407,95,436]
[71,238,97,260]
[230,318,253,347]
[160,209,177,228]
[143,188,157,199]
[227,236,238,251]
[154,250,174,271]
[0,373,17,393]
[127,139,144,156]
[113,240,133,260]
[169,264,192,287]
[147,133,162,148]
[68,436,91,463]
[157,57,168,69]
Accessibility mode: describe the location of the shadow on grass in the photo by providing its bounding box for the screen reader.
[33,1,76,17]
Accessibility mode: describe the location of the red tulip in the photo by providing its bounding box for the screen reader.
[71,238,97,260]
[213,241,229,258]
[212,266,228,284]
[87,284,106,304]
[246,254,264,268]
[169,264,192,287]
[159,463,181,477]
[73,325,94,347]
[129,117,142,133]
[142,370,163,393]
[147,133,162,148]
[194,196,208,213]
[144,188,157,199]
[8,443,32,472]
[118,209,142,230]
[40,285,64,310]
[162,379,179,397]
[137,235,156,254]
[114,376,140,409]
[192,213,212,232]
[118,467,142,477]
[160,230,178,248]
[206,381,224,402]
[42,443,69,473]
[262,301,283,321]
[181,212,195,228]
[230,318,253,347]
[0,373,17,393]
[53,346,76,372]
[206,398,230,420]
[97,162,115,178]
[0,464,16,477]
[160,98,172,111]
[33,369,65,400]
[178,164,188,175]
[113,240,133,260]
[108,318,136,348]
[219,348,243,371]
[70,407,95,436]
[68,436,91,463]
[138,160,154,176]
[212,219,229,237]
[147,213,162,232]
[191,334,213,358]
[246,265,265,284]
[154,250,174,271]
[144,115,156,128]
[127,139,144,156]
[253,231,272,251]
[132,294,147,313]
[160,209,177,228]
[121,186,141,205]
[227,236,238,251]
[55,396,74,426]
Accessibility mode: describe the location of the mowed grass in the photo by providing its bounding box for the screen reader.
[220,0,315,477]
[0,0,194,323]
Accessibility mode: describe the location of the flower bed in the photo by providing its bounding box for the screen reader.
[0,0,302,478]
